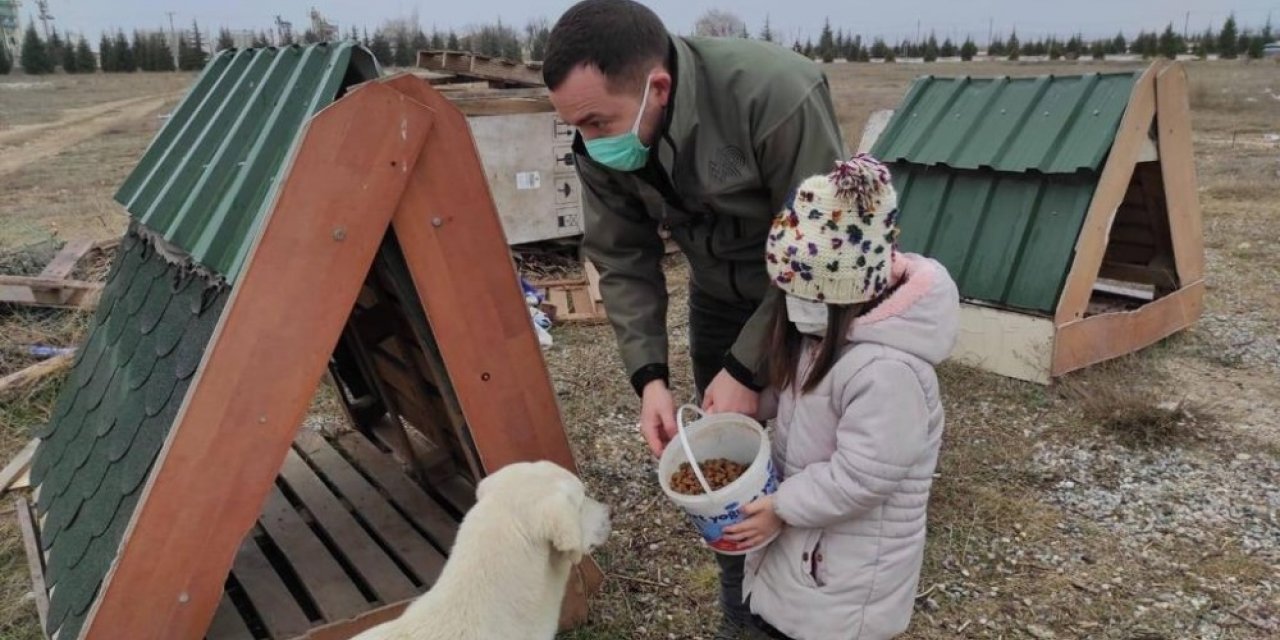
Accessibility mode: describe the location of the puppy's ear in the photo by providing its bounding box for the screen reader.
[543,482,586,563]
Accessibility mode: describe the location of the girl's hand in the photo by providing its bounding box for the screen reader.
[725,496,783,548]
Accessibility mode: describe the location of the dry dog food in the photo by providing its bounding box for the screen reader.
[670,458,748,495]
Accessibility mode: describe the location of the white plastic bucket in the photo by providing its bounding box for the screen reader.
[657,405,780,555]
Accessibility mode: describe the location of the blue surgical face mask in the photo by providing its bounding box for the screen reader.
[584,73,653,172]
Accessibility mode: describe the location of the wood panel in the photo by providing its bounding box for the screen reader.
[205,594,254,640]
[1055,61,1165,324]
[1155,62,1205,285]
[1052,280,1205,377]
[278,448,418,604]
[951,302,1056,385]
[333,431,461,546]
[380,74,578,473]
[14,497,49,632]
[231,536,312,639]
[81,83,434,640]
[257,487,368,621]
[303,601,410,640]
[0,276,103,309]
[39,239,94,279]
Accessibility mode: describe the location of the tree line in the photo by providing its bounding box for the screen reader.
[6,20,210,75]
[751,13,1273,63]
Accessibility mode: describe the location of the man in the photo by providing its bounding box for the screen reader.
[544,1,846,635]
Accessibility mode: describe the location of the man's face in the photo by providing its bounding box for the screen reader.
[549,64,672,146]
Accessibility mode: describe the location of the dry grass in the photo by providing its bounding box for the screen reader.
[0,72,194,129]
[0,60,1278,639]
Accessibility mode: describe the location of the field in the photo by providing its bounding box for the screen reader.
[1,59,1278,639]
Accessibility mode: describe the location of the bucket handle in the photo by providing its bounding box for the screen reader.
[676,404,714,496]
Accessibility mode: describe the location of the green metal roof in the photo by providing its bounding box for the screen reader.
[873,71,1140,314]
[114,42,378,282]
[871,72,1140,174]
[30,230,230,640]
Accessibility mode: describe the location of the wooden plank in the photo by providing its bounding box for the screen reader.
[1055,61,1164,325]
[416,50,544,87]
[39,239,94,279]
[382,74,579,474]
[89,237,123,254]
[0,277,103,310]
[434,472,477,514]
[304,600,411,640]
[294,431,448,584]
[205,594,254,640]
[80,83,434,640]
[558,559,606,632]
[0,440,38,494]
[569,288,593,317]
[1155,62,1205,286]
[231,536,312,639]
[1099,262,1180,290]
[14,497,49,632]
[258,486,369,622]
[952,302,1055,385]
[0,352,75,398]
[331,431,460,548]
[278,448,418,604]
[1052,281,1204,377]
[583,259,603,303]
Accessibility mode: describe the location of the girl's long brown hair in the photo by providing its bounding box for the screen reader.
[765,295,865,393]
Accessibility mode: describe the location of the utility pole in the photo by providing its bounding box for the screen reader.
[1183,11,1189,40]
[987,17,993,48]
[166,11,178,68]
[35,0,52,39]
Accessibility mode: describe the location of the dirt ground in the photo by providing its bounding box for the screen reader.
[1,59,1277,639]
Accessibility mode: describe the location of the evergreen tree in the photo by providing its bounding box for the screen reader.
[48,27,65,71]
[1111,31,1127,54]
[98,33,113,71]
[251,31,271,48]
[1244,31,1264,59]
[526,20,550,61]
[1007,30,1020,60]
[411,29,429,58]
[1159,23,1185,59]
[760,16,773,42]
[368,30,393,65]
[75,36,96,72]
[1218,15,1238,59]
[21,22,54,74]
[1066,34,1084,59]
[302,29,320,44]
[818,19,835,62]
[1047,38,1062,60]
[988,36,1005,56]
[447,31,459,50]
[131,31,148,70]
[430,29,444,49]
[184,21,208,69]
[0,40,12,74]
[959,37,978,61]
[393,29,413,66]
[60,32,79,72]
[1090,39,1107,60]
[923,33,939,61]
[870,37,890,59]
[941,37,957,58]
[217,28,235,51]
[153,33,176,71]
[883,45,896,62]
[116,30,136,71]
[802,38,814,59]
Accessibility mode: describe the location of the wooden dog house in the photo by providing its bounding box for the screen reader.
[20,42,601,640]
[864,61,1204,383]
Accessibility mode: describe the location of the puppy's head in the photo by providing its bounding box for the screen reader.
[476,461,611,563]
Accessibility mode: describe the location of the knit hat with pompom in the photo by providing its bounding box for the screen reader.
[765,154,900,304]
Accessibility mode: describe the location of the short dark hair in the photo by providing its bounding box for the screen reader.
[543,0,669,91]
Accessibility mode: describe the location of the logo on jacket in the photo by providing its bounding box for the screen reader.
[710,145,747,182]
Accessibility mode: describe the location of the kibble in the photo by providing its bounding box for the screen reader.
[670,458,747,495]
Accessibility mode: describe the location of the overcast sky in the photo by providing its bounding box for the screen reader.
[16,1,1280,44]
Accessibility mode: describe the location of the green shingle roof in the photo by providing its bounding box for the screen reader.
[871,71,1141,314]
[114,42,377,282]
[29,229,229,640]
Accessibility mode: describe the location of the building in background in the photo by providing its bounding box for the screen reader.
[0,0,21,58]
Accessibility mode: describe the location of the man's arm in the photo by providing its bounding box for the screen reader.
[577,154,670,395]
[726,78,848,387]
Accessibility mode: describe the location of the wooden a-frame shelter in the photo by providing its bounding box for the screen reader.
[19,43,601,640]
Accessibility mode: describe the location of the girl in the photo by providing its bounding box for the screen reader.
[724,155,960,640]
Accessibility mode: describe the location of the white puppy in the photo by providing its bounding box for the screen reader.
[352,461,611,640]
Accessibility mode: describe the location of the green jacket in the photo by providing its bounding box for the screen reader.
[575,35,847,394]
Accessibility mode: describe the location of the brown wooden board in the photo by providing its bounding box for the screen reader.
[416,51,544,87]
[380,74,579,473]
[82,83,434,639]
[15,497,49,632]
[303,601,410,640]
[0,440,38,495]
[0,276,103,309]
[206,594,254,640]
[1052,280,1205,377]
[231,535,312,639]
[0,352,74,398]
[278,448,418,604]
[257,486,369,622]
[1155,63,1205,285]
[39,239,94,279]
[1055,62,1164,324]
[294,431,448,585]
[332,431,460,546]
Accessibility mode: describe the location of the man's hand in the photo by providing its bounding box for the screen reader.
[702,369,759,416]
[639,380,677,457]
[725,496,783,548]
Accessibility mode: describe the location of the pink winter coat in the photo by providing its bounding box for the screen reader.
[744,253,960,639]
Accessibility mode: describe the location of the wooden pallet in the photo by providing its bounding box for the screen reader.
[415,50,544,88]
[0,237,119,310]
[206,429,471,640]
